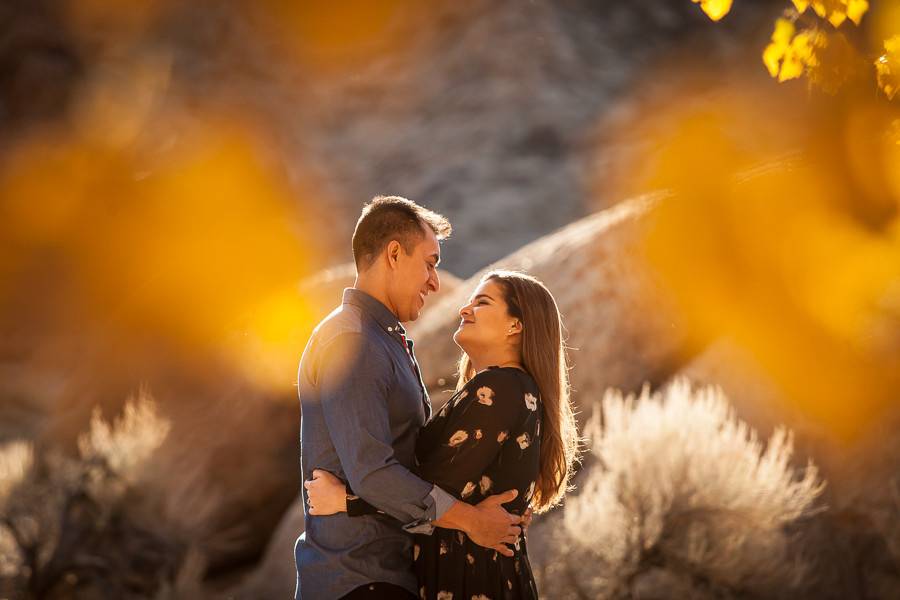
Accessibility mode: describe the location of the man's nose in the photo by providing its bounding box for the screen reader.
[429,270,440,293]
[459,304,471,318]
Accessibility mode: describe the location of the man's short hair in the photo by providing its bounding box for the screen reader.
[352,196,452,270]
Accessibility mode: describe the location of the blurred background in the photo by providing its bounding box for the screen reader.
[1,0,898,598]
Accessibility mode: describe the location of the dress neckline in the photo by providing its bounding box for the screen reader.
[484,365,527,373]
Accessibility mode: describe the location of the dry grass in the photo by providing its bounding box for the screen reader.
[0,441,32,510]
[78,387,171,486]
[0,441,33,584]
[0,391,197,599]
[561,378,825,599]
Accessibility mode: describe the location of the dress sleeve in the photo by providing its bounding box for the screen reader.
[416,369,537,502]
[345,485,381,517]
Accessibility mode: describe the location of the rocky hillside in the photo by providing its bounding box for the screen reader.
[2,0,782,276]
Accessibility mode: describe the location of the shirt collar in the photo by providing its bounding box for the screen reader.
[342,288,404,335]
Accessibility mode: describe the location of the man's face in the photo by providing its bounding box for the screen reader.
[391,224,441,323]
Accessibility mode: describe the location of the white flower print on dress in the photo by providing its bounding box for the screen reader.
[524,392,538,411]
[448,430,469,447]
[414,543,420,561]
[461,481,476,498]
[437,591,453,600]
[516,432,531,450]
[440,541,449,555]
[474,429,483,440]
[476,386,495,405]
[456,531,465,545]
[497,431,508,443]
[466,553,475,565]
[472,594,491,600]
[479,475,492,495]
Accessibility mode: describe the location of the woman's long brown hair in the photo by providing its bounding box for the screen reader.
[456,270,579,512]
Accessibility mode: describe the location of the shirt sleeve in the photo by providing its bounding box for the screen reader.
[345,483,455,535]
[316,332,453,531]
[416,369,537,503]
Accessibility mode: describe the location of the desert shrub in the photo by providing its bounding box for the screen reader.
[562,378,825,599]
[0,390,199,600]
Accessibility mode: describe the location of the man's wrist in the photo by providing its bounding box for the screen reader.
[433,499,477,533]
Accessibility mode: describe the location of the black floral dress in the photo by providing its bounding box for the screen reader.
[349,366,542,600]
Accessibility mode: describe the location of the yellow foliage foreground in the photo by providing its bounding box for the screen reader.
[0,116,327,394]
[692,0,734,22]
[601,43,900,439]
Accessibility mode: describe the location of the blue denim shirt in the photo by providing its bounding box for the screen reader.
[294,288,456,599]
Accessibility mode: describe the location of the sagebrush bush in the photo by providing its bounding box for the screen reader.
[0,441,32,511]
[0,391,195,599]
[78,389,171,487]
[562,378,825,599]
[0,441,33,586]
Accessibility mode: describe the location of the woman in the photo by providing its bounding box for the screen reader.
[305,270,579,599]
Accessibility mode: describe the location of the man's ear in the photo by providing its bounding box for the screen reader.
[509,320,523,335]
[386,240,402,270]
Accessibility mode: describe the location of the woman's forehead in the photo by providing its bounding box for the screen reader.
[470,279,503,301]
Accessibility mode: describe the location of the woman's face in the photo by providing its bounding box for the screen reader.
[453,279,519,353]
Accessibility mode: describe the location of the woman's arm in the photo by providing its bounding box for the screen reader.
[304,469,381,516]
[307,369,529,512]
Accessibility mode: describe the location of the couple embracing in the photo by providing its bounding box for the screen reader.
[295,196,579,599]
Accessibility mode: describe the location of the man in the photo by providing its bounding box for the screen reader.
[295,196,523,599]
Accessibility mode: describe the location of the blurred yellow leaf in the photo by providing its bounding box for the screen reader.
[795,0,869,28]
[763,19,826,83]
[763,18,797,78]
[638,104,900,439]
[889,119,900,145]
[692,0,733,22]
[805,30,863,93]
[876,35,900,100]
[884,117,900,207]
[260,0,418,74]
[62,0,170,42]
[0,119,327,392]
[845,0,869,24]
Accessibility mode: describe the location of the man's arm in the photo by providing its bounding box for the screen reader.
[305,471,522,555]
[317,332,440,525]
[315,333,521,550]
